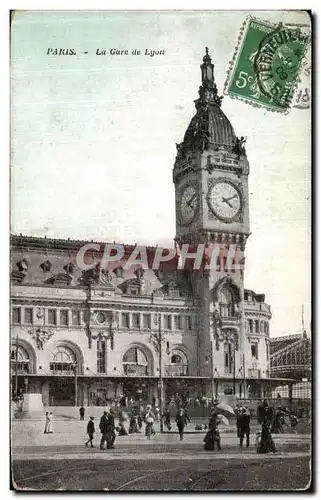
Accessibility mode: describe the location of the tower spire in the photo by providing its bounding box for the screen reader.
[201,46,214,88]
[197,47,222,107]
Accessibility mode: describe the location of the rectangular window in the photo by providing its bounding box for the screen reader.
[97,340,106,373]
[122,312,130,328]
[12,307,21,324]
[163,314,172,330]
[72,310,81,326]
[128,285,139,295]
[60,310,68,326]
[132,313,140,329]
[186,316,192,330]
[48,309,57,325]
[266,341,269,360]
[255,320,260,333]
[174,315,183,330]
[24,308,33,324]
[224,343,232,374]
[251,343,258,359]
[142,314,151,329]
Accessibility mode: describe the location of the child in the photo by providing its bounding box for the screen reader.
[85,416,95,448]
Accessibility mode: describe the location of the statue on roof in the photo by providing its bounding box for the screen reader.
[234,136,247,157]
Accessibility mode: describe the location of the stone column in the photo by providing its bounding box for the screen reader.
[25,378,44,411]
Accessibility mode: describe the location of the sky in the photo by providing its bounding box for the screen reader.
[10,10,311,337]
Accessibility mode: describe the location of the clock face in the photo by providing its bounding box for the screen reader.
[208,181,241,222]
[180,185,197,225]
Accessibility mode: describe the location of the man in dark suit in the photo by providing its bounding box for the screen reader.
[175,407,190,441]
[99,411,109,450]
[106,408,116,449]
[239,407,251,448]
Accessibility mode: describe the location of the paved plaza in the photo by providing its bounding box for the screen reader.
[11,417,311,490]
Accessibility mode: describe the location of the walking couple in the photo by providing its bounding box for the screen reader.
[99,408,116,450]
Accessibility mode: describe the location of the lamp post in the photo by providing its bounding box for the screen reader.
[233,341,236,396]
[15,335,19,396]
[242,353,246,398]
[150,314,164,432]
[225,330,237,396]
[74,361,78,407]
[205,342,218,402]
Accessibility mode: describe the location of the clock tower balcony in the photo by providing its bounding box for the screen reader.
[220,315,240,330]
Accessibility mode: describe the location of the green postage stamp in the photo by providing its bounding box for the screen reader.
[224,16,310,112]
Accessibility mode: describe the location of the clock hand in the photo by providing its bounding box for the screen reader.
[225,194,238,202]
[222,197,233,208]
[187,194,196,208]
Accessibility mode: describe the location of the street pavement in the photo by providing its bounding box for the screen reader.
[11,418,311,491]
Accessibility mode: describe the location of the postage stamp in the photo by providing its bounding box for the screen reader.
[224,17,310,113]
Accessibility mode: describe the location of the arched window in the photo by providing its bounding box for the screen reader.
[123,347,149,376]
[11,345,30,374]
[171,354,183,364]
[50,345,76,375]
[167,350,188,376]
[218,286,235,318]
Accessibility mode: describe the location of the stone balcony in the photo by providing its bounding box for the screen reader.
[244,301,271,317]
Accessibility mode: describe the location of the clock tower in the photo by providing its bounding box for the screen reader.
[173,48,251,392]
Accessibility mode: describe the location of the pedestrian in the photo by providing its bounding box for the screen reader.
[271,407,283,433]
[145,405,156,438]
[79,405,85,421]
[44,411,50,434]
[235,404,242,437]
[162,406,172,431]
[99,411,109,450]
[257,399,268,424]
[290,413,298,429]
[85,416,95,448]
[239,407,251,448]
[258,407,276,454]
[204,409,221,451]
[129,411,140,434]
[258,419,276,453]
[175,407,190,441]
[155,406,160,422]
[118,410,128,436]
[106,408,116,449]
[46,412,54,433]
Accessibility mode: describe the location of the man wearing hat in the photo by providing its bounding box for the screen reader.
[106,407,116,449]
[85,416,95,448]
[239,407,251,448]
[99,410,109,450]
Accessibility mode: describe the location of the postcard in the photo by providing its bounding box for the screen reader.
[10,10,311,491]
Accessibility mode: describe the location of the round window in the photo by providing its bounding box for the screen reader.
[96,312,106,324]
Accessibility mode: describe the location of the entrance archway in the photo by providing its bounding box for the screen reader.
[48,343,83,406]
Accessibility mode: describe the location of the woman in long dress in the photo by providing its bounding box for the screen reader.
[204,410,221,451]
[44,412,50,434]
[258,419,276,453]
[144,405,156,438]
[47,412,54,433]
[44,412,53,433]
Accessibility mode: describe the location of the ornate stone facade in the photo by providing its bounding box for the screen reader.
[10,49,273,408]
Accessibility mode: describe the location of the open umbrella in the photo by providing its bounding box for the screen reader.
[217,415,229,426]
[216,402,235,417]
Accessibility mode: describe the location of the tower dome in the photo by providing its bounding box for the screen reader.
[183,105,237,149]
[177,48,239,156]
